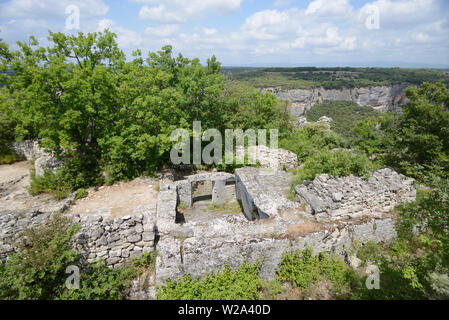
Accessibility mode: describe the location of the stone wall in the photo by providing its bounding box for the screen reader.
[0,204,157,269]
[0,165,417,291]
[72,204,156,268]
[295,168,416,222]
[236,145,298,171]
[155,177,399,282]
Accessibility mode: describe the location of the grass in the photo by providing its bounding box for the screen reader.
[0,151,23,165]
[28,167,72,200]
[205,201,243,215]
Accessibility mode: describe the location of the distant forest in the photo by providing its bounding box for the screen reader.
[222,67,449,90]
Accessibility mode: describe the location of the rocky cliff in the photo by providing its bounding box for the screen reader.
[262,84,410,118]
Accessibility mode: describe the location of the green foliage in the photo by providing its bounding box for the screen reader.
[0,152,21,165]
[0,87,21,163]
[280,122,347,163]
[75,188,88,200]
[351,113,397,157]
[28,168,72,200]
[222,82,294,133]
[276,248,357,297]
[0,211,156,300]
[353,174,449,300]
[291,149,377,186]
[156,262,262,300]
[1,31,293,193]
[0,213,79,299]
[227,67,449,90]
[354,241,384,264]
[306,101,380,140]
[396,81,449,173]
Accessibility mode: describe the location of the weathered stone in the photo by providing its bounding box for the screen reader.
[127,234,142,243]
[264,85,410,122]
[294,168,416,221]
[212,179,226,206]
[235,167,304,220]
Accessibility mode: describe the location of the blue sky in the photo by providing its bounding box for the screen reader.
[1,0,448,67]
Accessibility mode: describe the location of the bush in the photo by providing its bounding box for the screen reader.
[28,168,72,200]
[280,122,347,163]
[0,213,80,299]
[156,262,263,300]
[75,188,88,200]
[0,151,21,165]
[0,212,155,300]
[276,248,358,297]
[291,149,377,187]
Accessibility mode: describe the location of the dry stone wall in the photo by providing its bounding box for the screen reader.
[295,168,416,222]
[72,204,157,268]
[0,204,157,269]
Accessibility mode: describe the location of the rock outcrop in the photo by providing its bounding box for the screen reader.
[262,85,410,122]
[12,140,63,177]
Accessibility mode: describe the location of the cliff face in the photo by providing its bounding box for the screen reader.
[262,84,410,117]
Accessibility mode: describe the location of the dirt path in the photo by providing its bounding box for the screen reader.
[0,161,56,211]
[0,161,160,217]
[68,178,159,218]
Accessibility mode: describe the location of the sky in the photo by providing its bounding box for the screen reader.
[0,0,448,67]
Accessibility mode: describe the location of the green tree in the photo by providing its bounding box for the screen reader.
[397,81,449,173]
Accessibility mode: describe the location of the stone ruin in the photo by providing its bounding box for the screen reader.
[12,140,63,177]
[0,143,417,298]
[295,169,416,222]
[154,166,416,285]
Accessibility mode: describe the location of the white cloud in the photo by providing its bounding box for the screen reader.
[305,0,353,18]
[136,0,243,23]
[241,9,302,40]
[97,19,142,49]
[1,0,448,66]
[145,24,180,37]
[0,0,109,19]
[358,0,443,29]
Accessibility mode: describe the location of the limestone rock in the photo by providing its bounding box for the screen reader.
[294,168,416,221]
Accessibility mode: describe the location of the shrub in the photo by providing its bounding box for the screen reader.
[290,149,377,187]
[276,248,357,297]
[280,122,347,163]
[0,213,80,299]
[28,168,72,200]
[156,262,262,300]
[0,212,156,300]
[75,188,88,200]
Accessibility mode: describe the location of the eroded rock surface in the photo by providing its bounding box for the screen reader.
[262,85,409,122]
[295,168,416,222]
[12,140,63,177]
